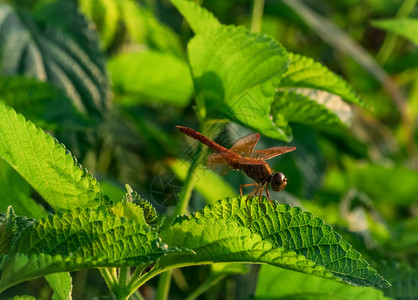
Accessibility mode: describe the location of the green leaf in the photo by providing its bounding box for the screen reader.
[45,273,72,300]
[0,159,46,218]
[279,53,364,106]
[189,25,289,140]
[0,208,174,292]
[195,197,390,288]
[0,76,89,130]
[272,91,346,140]
[158,197,389,288]
[171,0,290,140]
[170,0,220,34]
[0,103,103,211]
[168,159,236,204]
[372,18,418,46]
[108,51,193,107]
[0,2,110,117]
[256,265,391,300]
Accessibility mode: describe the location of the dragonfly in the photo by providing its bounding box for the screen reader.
[176,126,296,208]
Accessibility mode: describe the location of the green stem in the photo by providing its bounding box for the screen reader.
[251,0,265,33]
[119,267,129,286]
[376,0,417,64]
[155,270,173,300]
[185,274,227,300]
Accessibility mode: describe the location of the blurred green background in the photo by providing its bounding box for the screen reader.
[0,0,417,299]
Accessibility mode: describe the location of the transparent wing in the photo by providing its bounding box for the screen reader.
[229,133,260,157]
[207,153,231,175]
[253,146,296,160]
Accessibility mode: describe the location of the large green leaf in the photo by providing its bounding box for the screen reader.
[171,0,290,140]
[0,103,103,211]
[108,51,193,107]
[372,18,418,46]
[158,197,389,288]
[0,2,110,117]
[195,197,390,288]
[256,265,390,300]
[279,53,363,106]
[0,207,174,292]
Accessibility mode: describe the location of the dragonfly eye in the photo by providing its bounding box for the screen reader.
[271,172,287,192]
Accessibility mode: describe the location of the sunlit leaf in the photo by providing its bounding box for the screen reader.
[0,208,178,292]
[108,51,193,107]
[159,197,390,288]
[0,103,103,211]
[279,53,363,106]
[79,0,184,56]
[171,0,290,140]
[0,160,46,218]
[45,272,72,300]
[272,91,346,140]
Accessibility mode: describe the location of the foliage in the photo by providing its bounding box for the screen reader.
[0,0,417,299]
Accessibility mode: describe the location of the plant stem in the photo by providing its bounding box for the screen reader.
[155,270,173,300]
[376,0,417,64]
[100,268,117,291]
[119,267,129,285]
[251,0,265,33]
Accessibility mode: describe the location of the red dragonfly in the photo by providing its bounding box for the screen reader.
[176,126,295,206]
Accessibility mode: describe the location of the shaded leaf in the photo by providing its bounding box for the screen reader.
[381,264,418,300]
[0,76,89,130]
[0,103,103,211]
[0,2,110,117]
[372,18,418,46]
[256,265,390,300]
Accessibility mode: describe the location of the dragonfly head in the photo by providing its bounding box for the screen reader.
[271,172,287,192]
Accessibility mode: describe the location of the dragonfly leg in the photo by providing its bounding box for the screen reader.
[245,183,260,222]
[240,183,257,197]
[265,188,274,207]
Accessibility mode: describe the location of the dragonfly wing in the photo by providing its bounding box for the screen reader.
[253,146,296,160]
[207,153,231,175]
[229,133,260,156]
